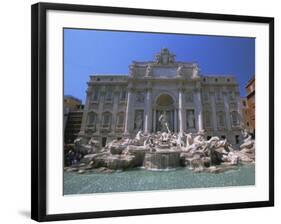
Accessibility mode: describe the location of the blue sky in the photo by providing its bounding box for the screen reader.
[64,28,255,103]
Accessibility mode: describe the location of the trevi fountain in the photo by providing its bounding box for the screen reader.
[64,112,255,194]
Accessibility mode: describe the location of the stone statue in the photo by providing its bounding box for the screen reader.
[129,62,137,76]
[155,48,175,65]
[158,111,171,133]
[240,129,254,149]
[187,110,195,128]
[241,129,252,142]
[192,67,199,78]
[145,65,152,76]
[184,132,193,150]
[136,92,145,103]
[144,135,154,147]
[176,133,184,148]
[135,130,143,142]
[155,54,161,64]
[74,137,82,146]
[134,112,143,130]
[88,136,100,147]
[187,130,206,152]
[69,127,255,173]
[185,92,193,103]
[177,65,184,76]
[160,131,169,143]
[169,54,175,64]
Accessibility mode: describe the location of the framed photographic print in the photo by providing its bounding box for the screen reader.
[31,2,274,222]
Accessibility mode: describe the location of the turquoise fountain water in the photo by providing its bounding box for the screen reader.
[64,164,255,195]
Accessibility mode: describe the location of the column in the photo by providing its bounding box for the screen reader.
[144,88,152,134]
[235,90,241,127]
[124,88,132,135]
[178,89,184,134]
[174,109,178,133]
[210,92,218,131]
[223,93,231,130]
[153,109,156,133]
[96,92,104,135]
[194,89,203,131]
[111,88,119,134]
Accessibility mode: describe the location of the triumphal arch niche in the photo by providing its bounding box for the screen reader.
[154,93,175,133]
[80,48,242,145]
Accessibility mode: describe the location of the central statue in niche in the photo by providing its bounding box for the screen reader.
[187,110,195,128]
[158,111,171,133]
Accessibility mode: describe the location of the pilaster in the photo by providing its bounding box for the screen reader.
[111,87,119,135]
[144,86,152,134]
[178,88,184,134]
[153,108,156,133]
[174,108,178,133]
[210,91,218,131]
[194,88,203,131]
[124,85,133,135]
[96,87,106,135]
[223,91,231,130]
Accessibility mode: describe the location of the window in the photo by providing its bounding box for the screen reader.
[204,111,211,128]
[92,88,99,101]
[215,89,222,102]
[229,91,235,100]
[134,110,144,130]
[102,112,112,127]
[87,112,97,125]
[120,89,127,101]
[117,112,125,126]
[217,111,225,127]
[101,137,107,147]
[231,111,239,126]
[185,92,193,103]
[87,112,97,132]
[105,89,113,101]
[235,135,240,144]
[202,91,209,101]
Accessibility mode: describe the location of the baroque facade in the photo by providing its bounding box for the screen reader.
[79,49,242,146]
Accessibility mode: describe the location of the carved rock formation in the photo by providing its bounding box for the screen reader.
[65,129,255,173]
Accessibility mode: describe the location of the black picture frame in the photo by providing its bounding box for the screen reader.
[31,2,274,222]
